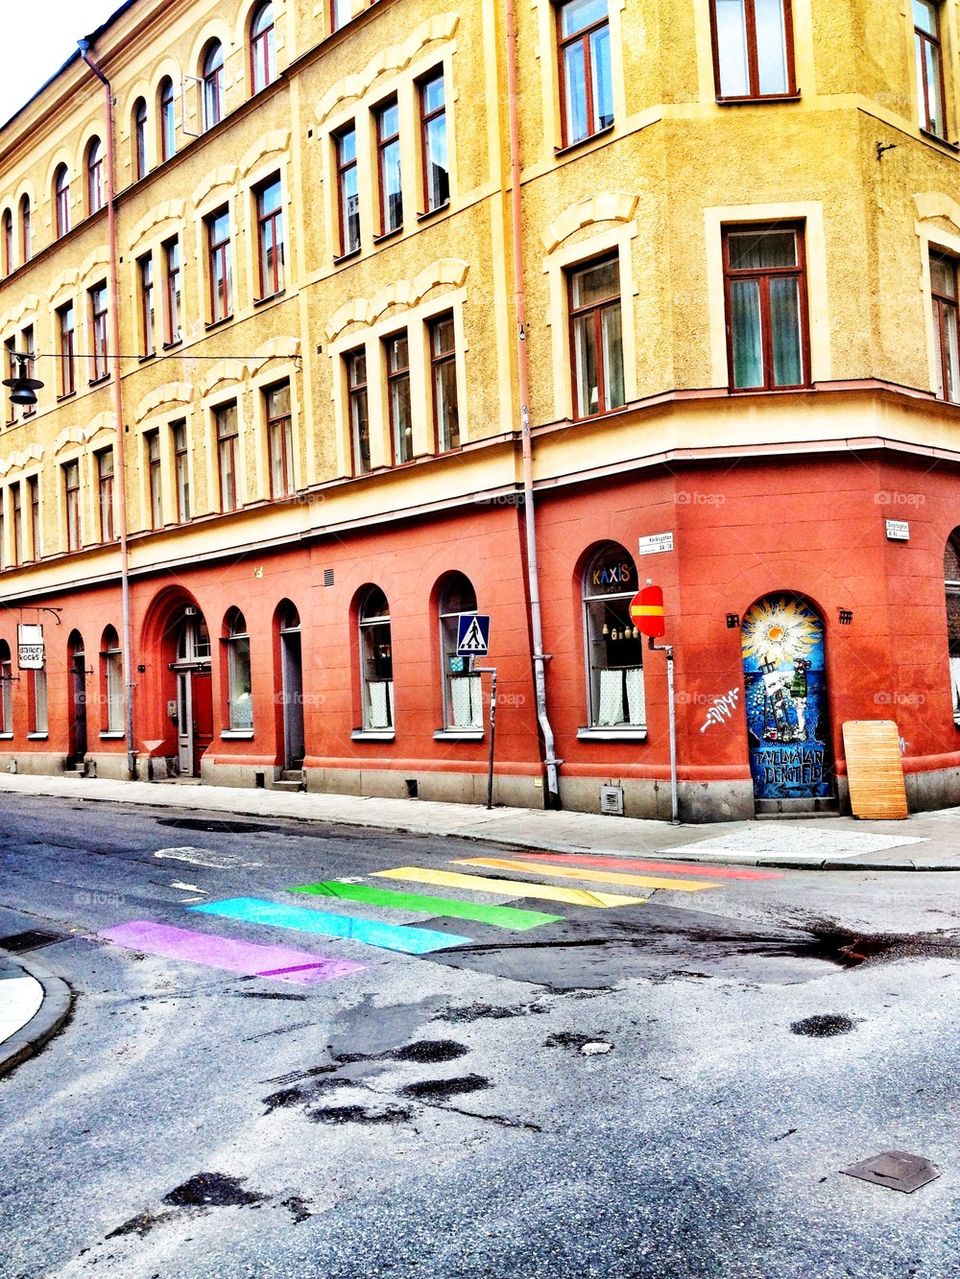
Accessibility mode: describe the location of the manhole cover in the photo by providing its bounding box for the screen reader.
[0,929,69,953]
[841,1151,941,1193]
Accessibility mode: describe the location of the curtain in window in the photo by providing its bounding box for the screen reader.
[598,668,624,726]
[367,680,392,730]
[625,666,645,726]
[951,656,960,719]
[769,277,801,386]
[450,674,482,728]
[731,279,762,387]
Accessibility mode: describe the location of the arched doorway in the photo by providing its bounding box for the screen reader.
[172,610,213,776]
[276,601,304,771]
[67,629,88,767]
[741,593,835,811]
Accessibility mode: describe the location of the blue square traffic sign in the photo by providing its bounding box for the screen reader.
[456,613,490,656]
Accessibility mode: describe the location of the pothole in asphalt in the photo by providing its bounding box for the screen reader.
[162,1173,267,1209]
[308,1104,414,1125]
[440,1002,550,1022]
[790,1014,858,1037]
[388,1039,469,1064]
[157,817,275,835]
[543,1031,607,1051]
[400,1074,491,1101]
[262,1078,354,1114]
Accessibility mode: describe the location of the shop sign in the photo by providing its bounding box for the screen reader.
[17,623,44,669]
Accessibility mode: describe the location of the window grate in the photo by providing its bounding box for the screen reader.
[323,568,335,587]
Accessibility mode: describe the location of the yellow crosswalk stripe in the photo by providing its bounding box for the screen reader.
[453,857,721,892]
[373,866,646,909]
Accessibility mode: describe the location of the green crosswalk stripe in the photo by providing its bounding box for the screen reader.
[290,880,562,931]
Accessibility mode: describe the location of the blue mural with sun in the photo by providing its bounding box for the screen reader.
[741,595,834,801]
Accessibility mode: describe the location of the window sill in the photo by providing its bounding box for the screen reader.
[205,315,234,332]
[138,352,157,364]
[162,338,183,351]
[727,383,812,395]
[920,127,960,151]
[27,732,48,740]
[433,728,484,742]
[417,201,450,224]
[88,374,110,387]
[254,289,285,307]
[373,226,403,245]
[221,729,254,740]
[333,246,362,266]
[577,726,648,742]
[99,731,125,740]
[572,404,628,423]
[0,733,12,741]
[351,729,396,741]
[57,391,76,403]
[715,92,801,106]
[554,122,615,159]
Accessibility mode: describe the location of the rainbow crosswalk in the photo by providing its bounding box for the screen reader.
[98,851,781,985]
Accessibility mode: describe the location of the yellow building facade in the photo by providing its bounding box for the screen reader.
[2,0,960,819]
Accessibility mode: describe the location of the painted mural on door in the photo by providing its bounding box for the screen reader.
[741,594,834,802]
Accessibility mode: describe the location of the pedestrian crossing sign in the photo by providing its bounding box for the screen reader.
[456,613,491,656]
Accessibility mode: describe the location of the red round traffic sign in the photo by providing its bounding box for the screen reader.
[630,585,666,638]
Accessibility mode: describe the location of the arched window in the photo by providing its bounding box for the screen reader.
[133,97,148,180]
[19,194,30,262]
[100,625,123,733]
[358,587,393,731]
[250,2,276,94]
[437,572,482,730]
[581,543,645,729]
[2,209,12,274]
[0,639,11,735]
[158,77,176,161]
[224,608,253,730]
[54,165,70,238]
[202,42,225,130]
[945,533,960,724]
[86,137,104,214]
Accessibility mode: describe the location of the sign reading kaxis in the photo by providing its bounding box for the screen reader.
[17,622,44,669]
[630,585,666,638]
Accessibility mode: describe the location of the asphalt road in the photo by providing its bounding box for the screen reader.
[0,792,957,1279]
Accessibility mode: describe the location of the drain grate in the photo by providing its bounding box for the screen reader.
[841,1151,941,1194]
[0,929,69,954]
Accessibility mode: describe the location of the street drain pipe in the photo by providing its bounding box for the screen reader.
[505,0,561,805]
[78,37,137,781]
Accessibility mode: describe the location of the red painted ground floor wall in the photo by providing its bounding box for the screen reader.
[1,449,958,820]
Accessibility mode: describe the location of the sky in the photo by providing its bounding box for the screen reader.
[1,0,122,124]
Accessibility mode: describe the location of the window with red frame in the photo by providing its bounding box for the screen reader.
[568,255,625,418]
[202,42,225,130]
[251,2,276,93]
[58,302,75,397]
[266,381,294,497]
[429,312,459,450]
[89,282,109,382]
[87,138,104,214]
[710,0,796,100]
[163,236,182,344]
[206,208,232,323]
[54,165,70,237]
[418,70,449,213]
[915,0,947,136]
[375,97,403,235]
[139,254,156,356]
[133,97,148,179]
[557,0,613,146]
[146,429,163,529]
[931,250,960,401]
[334,124,360,256]
[97,447,115,541]
[215,402,240,511]
[346,348,371,474]
[255,176,284,297]
[64,460,81,551]
[722,223,809,391]
[159,77,176,161]
[384,332,413,464]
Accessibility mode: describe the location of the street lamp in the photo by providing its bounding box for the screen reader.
[1,353,43,407]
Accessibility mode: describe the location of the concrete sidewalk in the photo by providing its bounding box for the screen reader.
[1,772,959,870]
[0,949,72,1078]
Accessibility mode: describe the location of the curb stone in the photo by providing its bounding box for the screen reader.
[0,951,73,1079]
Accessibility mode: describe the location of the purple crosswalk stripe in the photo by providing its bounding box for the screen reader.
[99,920,365,985]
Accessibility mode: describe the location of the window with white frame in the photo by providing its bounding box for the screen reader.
[582,543,645,729]
[0,640,11,734]
[225,609,253,730]
[945,532,960,724]
[438,572,483,730]
[358,586,394,730]
[101,625,123,733]
[29,666,47,735]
